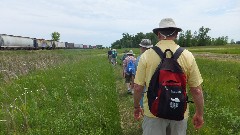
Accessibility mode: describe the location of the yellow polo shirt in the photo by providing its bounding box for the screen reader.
[134,40,203,119]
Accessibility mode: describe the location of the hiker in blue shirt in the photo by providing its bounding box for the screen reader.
[123,50,136,94]
[135,39,153,108]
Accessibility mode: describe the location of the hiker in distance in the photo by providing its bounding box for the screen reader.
[107,48,112,63]
[135,39,153,109]
[111,49,118,66]
[123,50,136,94]
[134,18,204,135]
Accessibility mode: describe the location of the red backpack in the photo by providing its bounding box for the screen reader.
[147,46,187,121]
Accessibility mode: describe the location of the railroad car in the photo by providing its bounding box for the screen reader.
[65,42,74,49]
[0,34,96,50]
[0,34,34,49]
[74,44,83,48]
[55,41,66,49]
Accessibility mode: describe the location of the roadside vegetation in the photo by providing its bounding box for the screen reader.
[0,49,121,134]
[0,46,240,134]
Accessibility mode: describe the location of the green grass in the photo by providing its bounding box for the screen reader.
[187,58,240,135]
[187,45,240,54]
[1,48,240,134]
[0,50,122,134]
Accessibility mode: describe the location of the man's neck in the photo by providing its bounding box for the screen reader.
[160,37,175,40]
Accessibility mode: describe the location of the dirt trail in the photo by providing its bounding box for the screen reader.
[193,53,240,62]
[114,63,142,135]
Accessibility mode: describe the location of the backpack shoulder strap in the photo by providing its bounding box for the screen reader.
[152,46,164,59]
[173,47,185,60]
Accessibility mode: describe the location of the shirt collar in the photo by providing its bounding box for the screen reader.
[156,40,177,47]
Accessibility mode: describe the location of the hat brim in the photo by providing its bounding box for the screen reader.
[126,53,134,55]
[153,27,182,35]
[139,44,153,48]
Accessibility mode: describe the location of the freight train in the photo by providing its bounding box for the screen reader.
[0,34,95,50]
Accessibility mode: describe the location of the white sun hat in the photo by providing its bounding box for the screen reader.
[139,39,153,48]
[153,18,182,35]
[126,50,134,55]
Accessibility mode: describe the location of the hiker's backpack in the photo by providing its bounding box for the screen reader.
[126,59,135,75]
[112,51,117,58]
[108,50,112,55]
[147,46,187,121]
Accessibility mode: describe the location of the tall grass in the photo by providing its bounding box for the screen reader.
[0,50,122,134]
[0,50,70,83]
[187,58,240,135]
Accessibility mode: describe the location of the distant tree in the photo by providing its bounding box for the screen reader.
[145,32,158,45]
[225,36,228,44]
[211,38,215,45]
[111,26,229,48]
[132,32,145,48]
[197,26,211,46]
[122,33,133,48]
[185,30,192,47]
[111,32,158,48]
[213,36,228,45]
[111,40,121,49]
[191,31,198,46]
[51,32,60,41]
[177,32,185,47]
[236,41,240,44]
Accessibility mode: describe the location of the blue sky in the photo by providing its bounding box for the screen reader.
[1,0,239,47]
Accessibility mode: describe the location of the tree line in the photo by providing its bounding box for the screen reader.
[111,26,239,49]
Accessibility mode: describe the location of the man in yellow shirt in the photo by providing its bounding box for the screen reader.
[134,18,204,135]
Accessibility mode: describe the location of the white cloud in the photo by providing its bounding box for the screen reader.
[0,0,239,46]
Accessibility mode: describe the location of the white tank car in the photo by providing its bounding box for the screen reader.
[0,34,34,48]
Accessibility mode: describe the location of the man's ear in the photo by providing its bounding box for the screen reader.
[157,32,161,38]
[175,32,178,38]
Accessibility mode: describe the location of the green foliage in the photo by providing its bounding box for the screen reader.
[111,32,158,49]
[51,32,60,41]
[185,30,192,47]
[197,26,211,46]
[177,26,229,47]
[112,26,230,48]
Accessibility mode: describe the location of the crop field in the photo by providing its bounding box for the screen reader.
[0,45,240,134]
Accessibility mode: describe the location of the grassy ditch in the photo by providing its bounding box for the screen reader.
[0,50,122,134]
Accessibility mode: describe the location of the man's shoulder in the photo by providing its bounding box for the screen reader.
[143,47,154,55]
[181,48,194,59]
